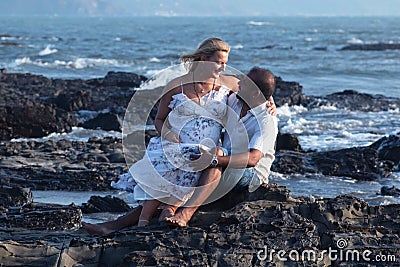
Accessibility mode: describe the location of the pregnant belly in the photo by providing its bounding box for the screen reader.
[178,118,222,145]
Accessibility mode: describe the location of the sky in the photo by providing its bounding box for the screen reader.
[1,0,400,16]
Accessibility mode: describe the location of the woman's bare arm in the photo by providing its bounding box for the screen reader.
[154,79,181,142]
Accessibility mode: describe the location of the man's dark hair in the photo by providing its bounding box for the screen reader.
[248,67,275,99]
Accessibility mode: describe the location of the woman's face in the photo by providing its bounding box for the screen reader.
[201,50,229,79]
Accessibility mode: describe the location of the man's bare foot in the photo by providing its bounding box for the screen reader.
[164,209,193,227]
[158,205,179,222]
[82,222,116,235]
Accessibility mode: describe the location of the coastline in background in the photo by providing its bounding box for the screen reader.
[1,16,399,97]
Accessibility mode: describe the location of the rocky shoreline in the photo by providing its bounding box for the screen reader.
[0,72,399,266]
[1,184,399,266]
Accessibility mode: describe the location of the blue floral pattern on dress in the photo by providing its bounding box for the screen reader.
[112,86,229,202]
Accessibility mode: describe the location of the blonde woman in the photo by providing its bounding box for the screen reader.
[128,37,236,226]
[83,38,279,234]
[83,37,239,234]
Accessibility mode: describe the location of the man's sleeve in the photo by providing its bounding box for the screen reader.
[249,115,277,154]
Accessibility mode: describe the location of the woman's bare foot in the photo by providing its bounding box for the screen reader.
[158,205,179,222]
[164,211,191,227]
[82,222,116,235]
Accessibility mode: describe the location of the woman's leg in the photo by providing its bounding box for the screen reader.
[166,147,224,227]
[158,196,185,222]
[82,205,142,235]
[138,199,161,226]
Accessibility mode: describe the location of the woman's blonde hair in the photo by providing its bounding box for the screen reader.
[181,37,230,71]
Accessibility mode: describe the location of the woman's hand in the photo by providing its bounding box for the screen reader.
[267,96,277,116]
[162,130,181,143]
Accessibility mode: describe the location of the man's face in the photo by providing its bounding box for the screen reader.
[238,72,258,99]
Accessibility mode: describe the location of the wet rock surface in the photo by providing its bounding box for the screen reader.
[273,135,399,180]
[0,184,399,266]
[0,186,81,231]
[0,203,81,230]
[81,195,133,213]
[0,137,130,191]
[1,72,399,266]
[309,90,400,112]
[275,132,305,152]
[0,98,77,140]
[340,43,400,51]
[370,134,400,169]
[380,185,400,197]
[80,112,122,131]
[0,72,146,140]
[274,76,311,107]
[2,132,397,192]
[0,186,33,208]
[2,72,398,141]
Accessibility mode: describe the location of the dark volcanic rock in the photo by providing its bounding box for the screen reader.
[380,185,400,197]
[276,132,305,152]
[273,145,395,180]
[309,90,400,112]
[273,76,311,107]
[53,90,92,111]
[273,135,400,181]
[81,195,133,213]
[260,44,276,49]
[0,203,81,230]
[102,71,147,87]
[1,41,23,47]
[273,150,315,174]
[81,112,121,131]
[0,71,148,141]
[313,46,328,51]
[312,147,393,180]
[370,134,400,168]
[197,183,295,214]
[0,186,33,208]
[1,185,399,266]
[125,129,159,146]
[0,137,128,191]
[0,100,77,140]
[340,43,400,51]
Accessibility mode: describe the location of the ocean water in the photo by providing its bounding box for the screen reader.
[1,16,399,207]
[2,16,400,97]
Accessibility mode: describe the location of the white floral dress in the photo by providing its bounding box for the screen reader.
[112,85,229,202]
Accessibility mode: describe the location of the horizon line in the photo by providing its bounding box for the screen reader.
[1,14,399,18]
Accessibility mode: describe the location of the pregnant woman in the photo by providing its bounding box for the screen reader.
[110,37,236,226]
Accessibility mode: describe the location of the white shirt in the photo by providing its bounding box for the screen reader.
[222,93,278,187]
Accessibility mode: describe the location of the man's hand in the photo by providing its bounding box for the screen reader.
[189,146,214,171]
[267,96,277,116]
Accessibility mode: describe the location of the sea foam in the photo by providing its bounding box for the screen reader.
[139,64,186,90]
[38,45,58,56]
[14,57,123,69]
[246,21,273,26]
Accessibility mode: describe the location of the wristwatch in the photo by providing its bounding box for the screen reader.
[210,155,219,167]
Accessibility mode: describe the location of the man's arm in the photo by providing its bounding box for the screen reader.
[216,149,263,168]
[190,147,263,170]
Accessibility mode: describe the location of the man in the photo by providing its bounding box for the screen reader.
[82,67,277,233]
[165,67,278,227]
